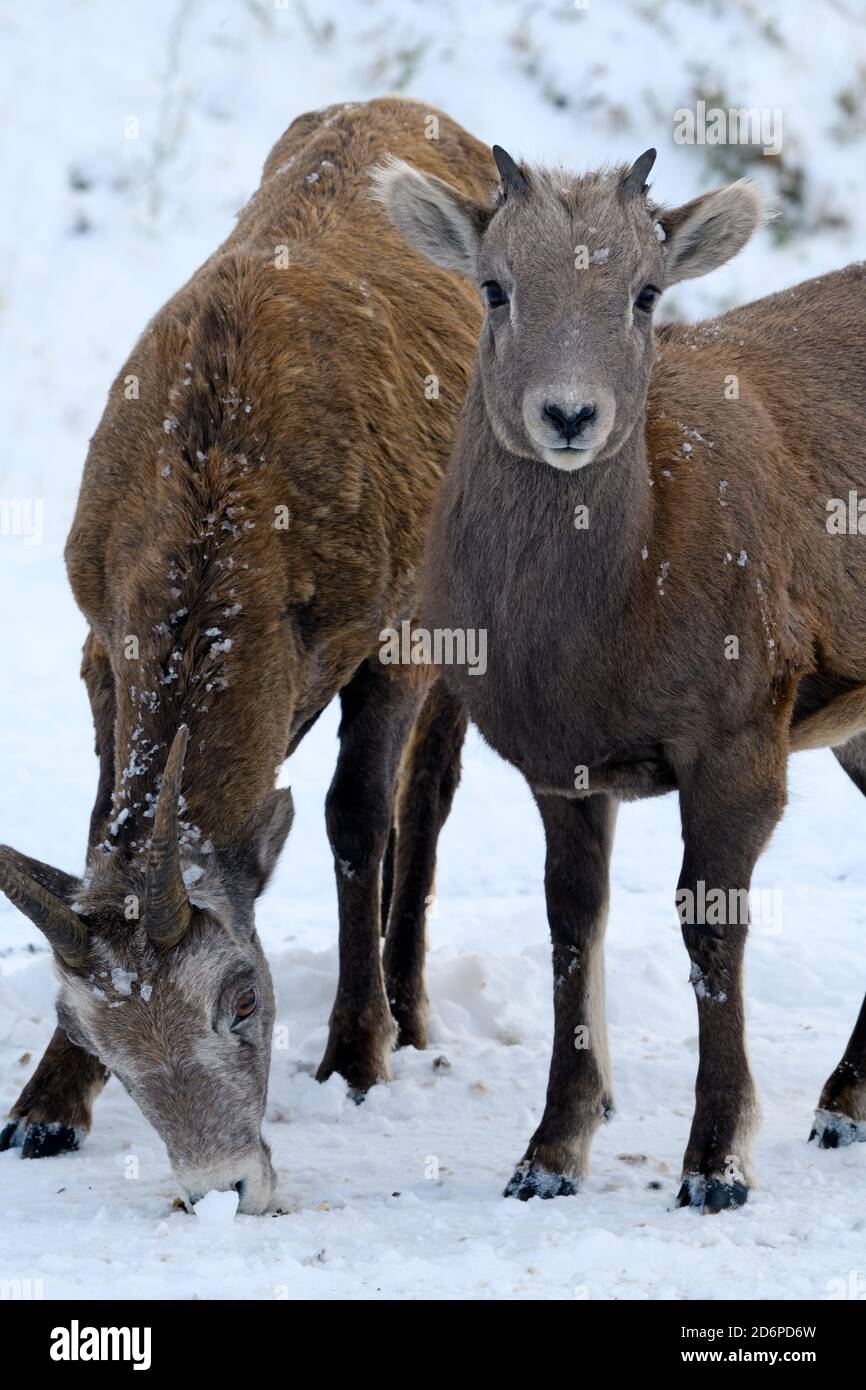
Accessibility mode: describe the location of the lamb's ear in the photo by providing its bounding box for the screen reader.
[658,180,764,286]
[371,156,489,277]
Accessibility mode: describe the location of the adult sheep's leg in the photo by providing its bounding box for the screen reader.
[317,660,420,1094]
[1,632,114,1158]
[0,1028,108,1157]
[383,680,467,1049]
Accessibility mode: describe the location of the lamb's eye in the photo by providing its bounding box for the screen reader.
[233,986,258,1023]
[482,280,508,309]
[635,284,660,314]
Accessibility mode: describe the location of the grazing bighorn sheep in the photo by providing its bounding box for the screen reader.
[376,143,866,1211]
[0,99,493,1211]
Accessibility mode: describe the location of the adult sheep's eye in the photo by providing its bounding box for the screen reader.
[635,284,661,314]
[233,986,258,1023]
[482,280,508,309]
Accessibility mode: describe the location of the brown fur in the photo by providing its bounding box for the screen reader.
[67,97,491,847]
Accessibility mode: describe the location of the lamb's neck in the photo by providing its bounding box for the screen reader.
[560,431,651,614]
[473,407,653,627]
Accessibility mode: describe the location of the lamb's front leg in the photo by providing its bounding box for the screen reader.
[674,736,786,1213]
[505,793,617,1199]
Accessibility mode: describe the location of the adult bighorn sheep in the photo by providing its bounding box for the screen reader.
[375,143,866,1211]
[0,99,494,1212]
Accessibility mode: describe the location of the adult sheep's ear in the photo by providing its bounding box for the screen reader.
[0,846,88,967]
[657,180,765,287]
[225,788,295,898]
[370,155,491,277]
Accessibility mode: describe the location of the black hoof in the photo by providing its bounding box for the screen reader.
[315,1052,390,1097]
[20,1123,79,1158]
[0,1119,23,1151]
[811,1124,839,1148]
[809,1110,866,1149]
[703,1178,749,1212]
[503,1164,580,1201]
[676,1174,748,1213]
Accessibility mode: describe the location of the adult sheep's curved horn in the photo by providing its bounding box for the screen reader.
[492,145,528,196]
[144,725,192,949]
[622,148,657,199]
[0,846,89,967]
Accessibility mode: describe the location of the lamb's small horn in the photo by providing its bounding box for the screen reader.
[622,148,657,199]
[492,145,528,196]
[0,847,88,967]
[144,725,193,949]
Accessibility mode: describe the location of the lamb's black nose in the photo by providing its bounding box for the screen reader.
[543,401,596,442]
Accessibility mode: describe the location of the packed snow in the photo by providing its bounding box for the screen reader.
[2,0,866,1300]
[193,1189,240,1228]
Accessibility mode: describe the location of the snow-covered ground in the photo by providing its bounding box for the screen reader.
[2,0,866,1300]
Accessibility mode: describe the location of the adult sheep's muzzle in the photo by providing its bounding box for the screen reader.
[174,1139,275,1216]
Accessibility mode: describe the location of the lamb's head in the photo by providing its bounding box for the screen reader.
[373,147,763,470]
[0,727,294,1215]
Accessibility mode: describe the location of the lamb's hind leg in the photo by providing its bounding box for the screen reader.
[383,680,467,1049]
[1,632,115,1157]
[810,734,866,1147]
